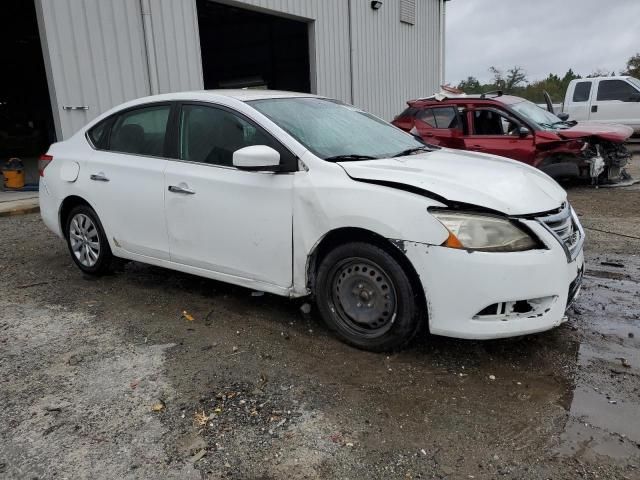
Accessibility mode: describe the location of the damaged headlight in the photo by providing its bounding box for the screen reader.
[431,210,538,252]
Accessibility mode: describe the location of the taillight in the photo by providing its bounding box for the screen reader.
[39,154,53,177]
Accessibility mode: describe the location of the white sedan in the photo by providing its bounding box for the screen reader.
[39,90,584,351]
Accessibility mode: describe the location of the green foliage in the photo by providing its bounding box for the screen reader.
[621,53,640,78]
[456,66,581,104]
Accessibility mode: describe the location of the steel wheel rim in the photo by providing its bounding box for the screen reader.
[329,258,398,338]
[69,213,100,268]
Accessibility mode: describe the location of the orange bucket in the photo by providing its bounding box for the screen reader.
[2,158,26,189]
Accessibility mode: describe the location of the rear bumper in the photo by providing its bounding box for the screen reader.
[401,222,584,340]
[39,178,63,238]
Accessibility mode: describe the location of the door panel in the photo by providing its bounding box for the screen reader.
[464,108,535,164]
[590,79,640,124]
[87,150,169,259]
[164,103,294,288]
[164,163,293,286]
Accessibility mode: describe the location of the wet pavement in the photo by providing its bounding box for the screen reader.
[0,179,639,479]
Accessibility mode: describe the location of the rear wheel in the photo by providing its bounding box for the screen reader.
[65,205,113,275]
[315,242,422,351]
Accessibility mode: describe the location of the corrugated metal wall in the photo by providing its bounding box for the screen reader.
[36,0,203,139]
[36,0,441,138]
[217,0,441,120]
[147,0,204,93]
[36,0,150,139]
[350,0,442,120]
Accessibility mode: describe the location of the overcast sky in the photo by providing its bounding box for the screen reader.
[445,0,640,85]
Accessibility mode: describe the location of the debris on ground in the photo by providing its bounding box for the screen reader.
[600,261,625,268]
[618,357,631,368]
[151,400,166,412]
[300,303,312,314]
[181,310,194,322]
[190,449,206,463]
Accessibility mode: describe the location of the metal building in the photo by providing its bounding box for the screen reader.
[1,0,445,161]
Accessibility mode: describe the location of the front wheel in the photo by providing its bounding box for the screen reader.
[65,205,113,275]
[315,242,422,352]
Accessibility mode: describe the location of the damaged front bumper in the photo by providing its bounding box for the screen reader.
[399,219,584,340]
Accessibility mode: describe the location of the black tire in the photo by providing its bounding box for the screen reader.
[64,204,113,276]
[315,242,422,352]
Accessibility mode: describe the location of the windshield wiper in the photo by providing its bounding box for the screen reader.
[392,146,432,158]
[324,154,378,162]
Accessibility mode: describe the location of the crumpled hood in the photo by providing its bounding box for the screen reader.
[556,122,633,142]
[339,149,567,216]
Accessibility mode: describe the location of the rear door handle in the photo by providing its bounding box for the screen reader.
[90,173,109,182]
[168,185,195,195]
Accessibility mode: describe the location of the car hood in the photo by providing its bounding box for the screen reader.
[555,122,633,142]
[338,149,567,216]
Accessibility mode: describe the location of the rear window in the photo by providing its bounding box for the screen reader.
[87,120,110,148]
[416,109,436,127]
[108,105,171,156]
[416,107,458,129]
[572,82,592,102]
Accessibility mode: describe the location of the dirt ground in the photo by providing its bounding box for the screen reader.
[1,165,639,479]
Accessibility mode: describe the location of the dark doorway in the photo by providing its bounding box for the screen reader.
[196,0,311,93]
[0,0,55,184]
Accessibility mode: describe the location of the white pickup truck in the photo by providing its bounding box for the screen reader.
[561,76,640,133]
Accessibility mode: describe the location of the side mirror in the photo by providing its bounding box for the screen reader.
[518,126,531,138]
[233,145,280,171]
[556,112,570,121]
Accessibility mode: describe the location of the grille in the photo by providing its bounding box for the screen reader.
[538,203,583,260]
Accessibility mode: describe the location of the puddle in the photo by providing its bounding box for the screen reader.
[557,256,640,461]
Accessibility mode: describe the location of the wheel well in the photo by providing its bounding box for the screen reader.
[307,227,427,315]
[59,195,92,231]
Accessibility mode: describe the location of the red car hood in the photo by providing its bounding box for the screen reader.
[554,122,633,142]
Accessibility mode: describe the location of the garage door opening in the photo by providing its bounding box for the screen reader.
[0,0,55,189]
[196,0,312,93]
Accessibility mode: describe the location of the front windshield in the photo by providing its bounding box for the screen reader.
[628,77,640,90]
[509,99,565,130]
[248,97,428,160]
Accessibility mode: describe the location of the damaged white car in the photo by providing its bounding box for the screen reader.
[40,91,585,351]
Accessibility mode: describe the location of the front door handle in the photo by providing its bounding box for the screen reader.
[168,185,195,195]
[90,173,109,182]
[591,105,598,113]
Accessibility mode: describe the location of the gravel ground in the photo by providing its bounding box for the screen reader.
[0,169,639,479]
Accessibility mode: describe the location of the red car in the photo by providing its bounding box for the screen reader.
[392,92,633,184]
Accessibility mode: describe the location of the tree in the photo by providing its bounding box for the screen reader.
[586,68,611,78]
[457,76,482,93]
[505,66,528,91]
[621,53,640,78]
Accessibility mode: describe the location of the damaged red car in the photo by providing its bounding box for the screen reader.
[392,92,633,184]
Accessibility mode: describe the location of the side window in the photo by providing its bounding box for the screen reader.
[179,104,292,168]
[597,80,638,102]
[416,109,436,127]
[109,105,170,156]
[472,109,519,136]
[572,82,592,102]
[432,107,459,129]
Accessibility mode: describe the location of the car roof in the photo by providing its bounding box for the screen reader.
[408,94,524,107]
[126,89,321,105]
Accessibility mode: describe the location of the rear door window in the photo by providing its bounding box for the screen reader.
[415,109,436,127]
[108,105,171,156]
[572,82,592,102]
[432,107,459,129]
[597,80,638,102]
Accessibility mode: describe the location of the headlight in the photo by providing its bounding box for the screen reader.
[431,210,538,252]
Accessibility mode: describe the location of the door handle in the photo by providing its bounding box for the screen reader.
[168,185,195,195]
[90,173,109,182]
[591,105,598,113]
